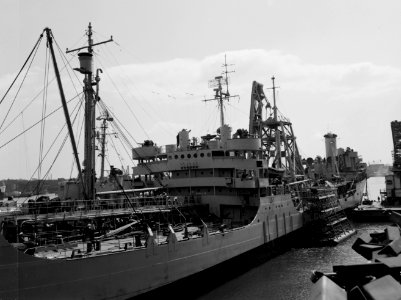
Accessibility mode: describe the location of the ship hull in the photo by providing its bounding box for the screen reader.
[0,195,303,299]
[338,179,366,210]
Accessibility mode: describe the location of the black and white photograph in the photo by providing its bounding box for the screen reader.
[1,1,401,299]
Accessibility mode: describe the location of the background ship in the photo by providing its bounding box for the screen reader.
[384,120,401,206]
[0,24,365,299]
[304,133,367,210]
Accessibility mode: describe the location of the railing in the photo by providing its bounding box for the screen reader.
[22,225,212,260]
[17,195,190,217]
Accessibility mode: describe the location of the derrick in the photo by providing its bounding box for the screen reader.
[249,78,304,180]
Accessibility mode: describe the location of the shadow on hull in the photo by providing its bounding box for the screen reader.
[131,229,303,300]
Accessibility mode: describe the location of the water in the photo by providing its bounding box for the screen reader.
[194,222,389,300]
[365,176,386,201]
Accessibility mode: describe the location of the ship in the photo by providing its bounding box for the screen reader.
[304,133,367,210]
[384,120,401,206]
[0,24,361,299]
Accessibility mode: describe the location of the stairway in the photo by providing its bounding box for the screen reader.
[302,187,356,245]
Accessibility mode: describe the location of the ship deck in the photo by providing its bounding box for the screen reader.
[25,226,203,260]
[3,206,173,221]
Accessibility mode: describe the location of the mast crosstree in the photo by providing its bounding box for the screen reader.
[204,55,239,129]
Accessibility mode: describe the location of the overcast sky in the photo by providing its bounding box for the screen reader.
[1,0,400,180]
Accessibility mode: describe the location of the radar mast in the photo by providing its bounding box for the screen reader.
[204,55,239,129]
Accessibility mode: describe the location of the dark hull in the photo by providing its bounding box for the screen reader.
[0,195,303,299]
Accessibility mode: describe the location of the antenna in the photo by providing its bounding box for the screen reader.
[96,110,115,180]
[203,55,239,129]
[66,22,113,54]
[265,76,280,122]
[222,54,235,96]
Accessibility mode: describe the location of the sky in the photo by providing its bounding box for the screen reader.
[0,0,400,180]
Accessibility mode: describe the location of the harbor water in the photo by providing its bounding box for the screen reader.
[194,222,388,300]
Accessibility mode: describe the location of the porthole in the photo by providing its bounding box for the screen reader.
[174,155,178,159]
[207,153,211,157]
[187,154,191,158]
[181,154,185,159]
[194,153,198,158]
[200,153,204,157]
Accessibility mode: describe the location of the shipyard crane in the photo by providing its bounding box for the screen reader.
[249,77,304,180]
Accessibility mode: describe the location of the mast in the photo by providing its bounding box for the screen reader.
[97,109,113,180]
[204,56,238,129]
[271,77,281,168]
[67,23,113,200]
[45,28,87,198]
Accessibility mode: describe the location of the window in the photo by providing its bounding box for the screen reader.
[212,150,224,157]
[200,153,204,157]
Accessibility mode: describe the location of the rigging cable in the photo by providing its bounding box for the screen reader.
[53,36,88,180]
[95,55,150,139]
[0,33,43,132]
[54,36,84,98]
[99,35,179,111]
[0,93,83,150]
[98,100,138,147]
[0,32,44,106]
[99,43,174,136]
[108,132,125,167]
[68,94,86,180]
[31,96,84,195]
[21,112,30,177]
[38,43,51,181]
[0,51,80,138]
